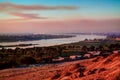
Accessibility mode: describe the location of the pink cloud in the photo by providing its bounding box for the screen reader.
[0,2,78,11]
[10,12,47,19]
[0,2,78,20]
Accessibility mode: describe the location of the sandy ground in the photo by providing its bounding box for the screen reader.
[0,53,120,80]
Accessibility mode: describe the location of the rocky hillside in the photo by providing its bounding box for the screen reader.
[0,53,120,80]
[51,53,120,80]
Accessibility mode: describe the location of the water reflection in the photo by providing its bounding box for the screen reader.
[0,35,106,49]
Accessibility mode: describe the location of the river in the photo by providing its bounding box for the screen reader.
[0,34,106,49]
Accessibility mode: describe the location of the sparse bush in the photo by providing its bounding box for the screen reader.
[98,68,106,73]
[88,68,98,75]
[19,55,36,65]
[114,73,120,80]
[103,59,112,64]
[52,73,61,79]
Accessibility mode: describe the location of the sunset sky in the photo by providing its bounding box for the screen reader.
[0,0,120,34]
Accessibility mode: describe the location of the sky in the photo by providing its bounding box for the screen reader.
[0,0,120,34]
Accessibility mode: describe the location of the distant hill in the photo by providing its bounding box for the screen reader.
[0,34,74,42]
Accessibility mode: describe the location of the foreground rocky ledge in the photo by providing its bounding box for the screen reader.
[0,53,120,80]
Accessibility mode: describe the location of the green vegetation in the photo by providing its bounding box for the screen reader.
[0,34,74,42]
[0,39,120,70]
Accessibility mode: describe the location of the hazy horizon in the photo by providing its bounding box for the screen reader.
[0,0,120,34]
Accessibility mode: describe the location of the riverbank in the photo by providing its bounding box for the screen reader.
[0,44,38,48]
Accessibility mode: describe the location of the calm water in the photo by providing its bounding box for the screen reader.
[0,35,106,49]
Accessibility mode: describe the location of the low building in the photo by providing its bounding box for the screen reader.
[70,55,76,59]
[70,55,82,60]
[115,38,120,41]
[52,57,64,62]
[76,55,82,60]
[88,51,101,57]
[84,53,91,58]
[113,50,119,54]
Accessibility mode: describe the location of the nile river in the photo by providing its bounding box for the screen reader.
[0,35,106,49]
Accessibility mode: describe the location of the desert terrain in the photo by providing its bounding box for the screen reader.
[0,52,120,80]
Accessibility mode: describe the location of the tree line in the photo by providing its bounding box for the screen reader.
[0,41,120,70]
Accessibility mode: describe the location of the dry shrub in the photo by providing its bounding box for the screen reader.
[88,68,98,75]
[98,68,106,73]
[103,58,112,64]
[68,64,81,71]
[51,73,61,79]
[114,72,120,80]
[92,57,101,62]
